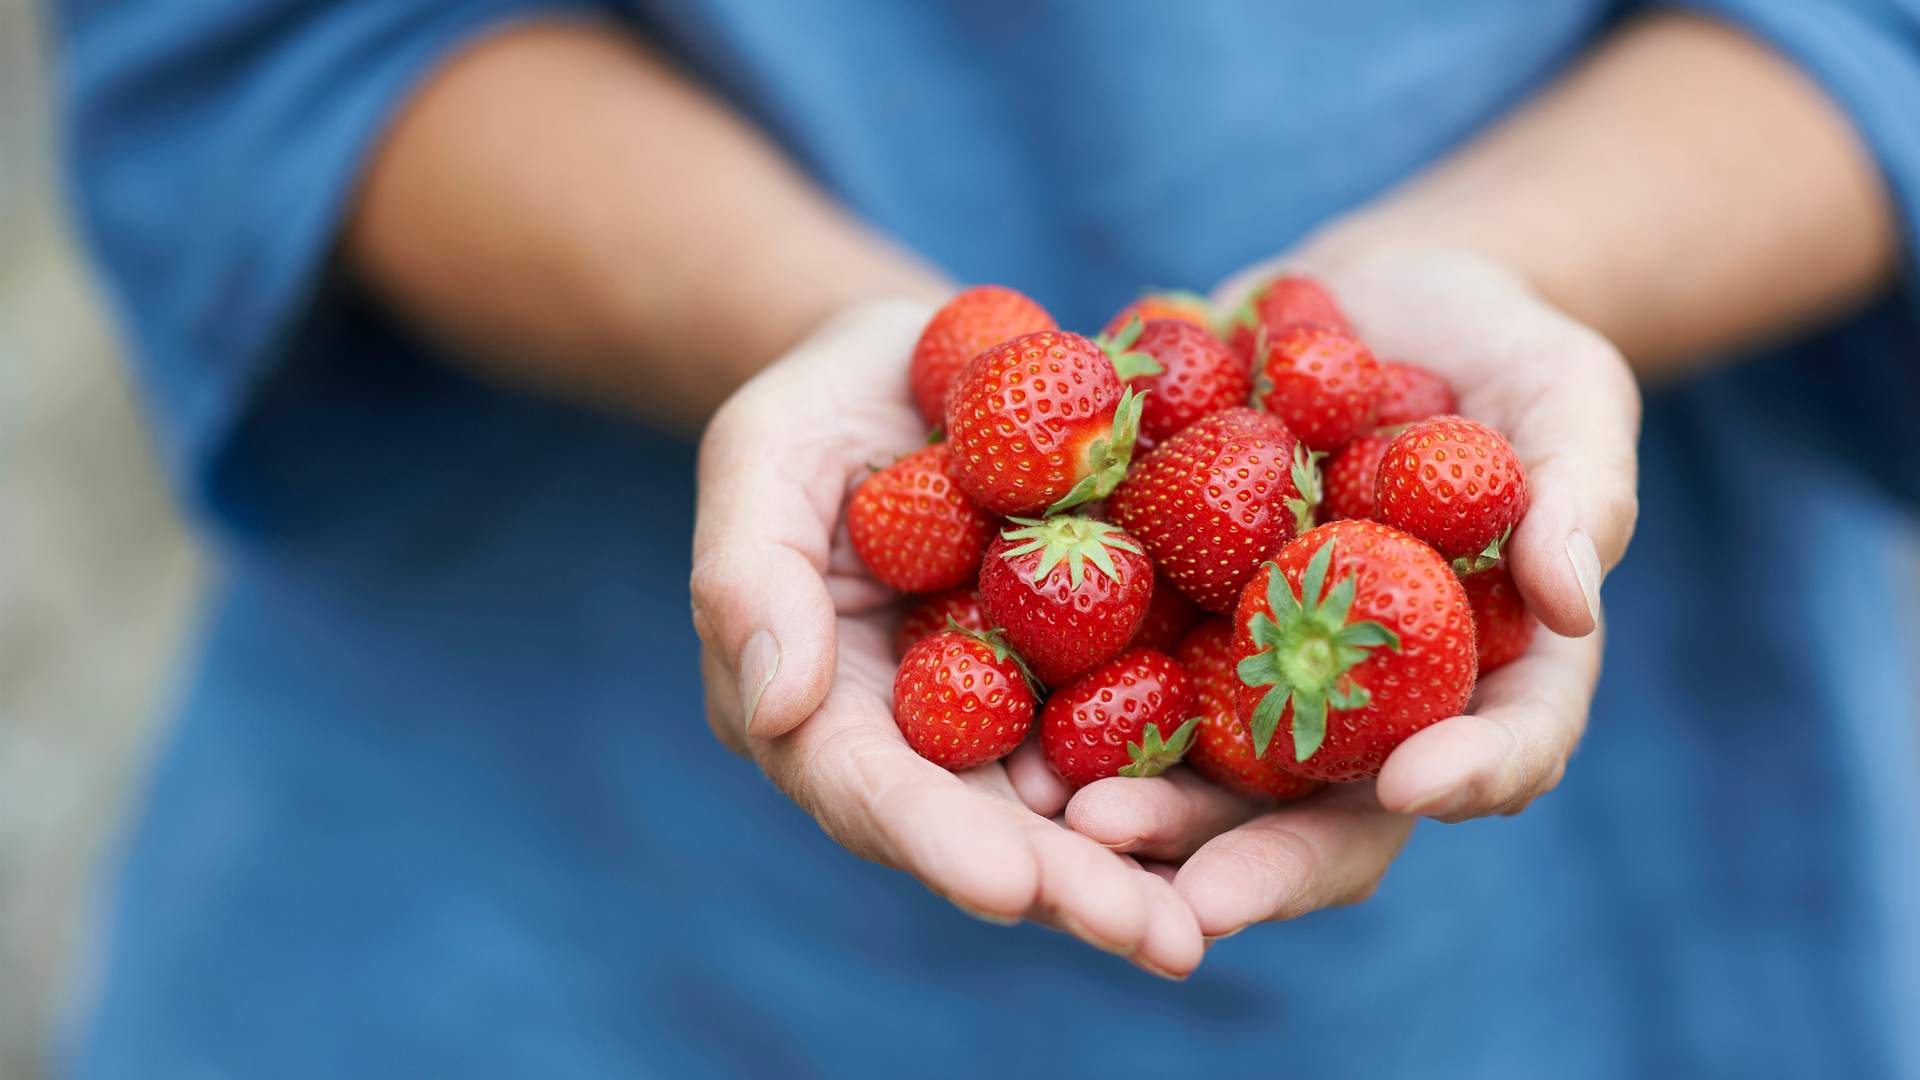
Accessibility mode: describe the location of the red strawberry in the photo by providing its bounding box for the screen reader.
[1374,415,1529,570]
[1234,521,1476,783]
[846,443,997,593]
[893,584,987,660]
[1173,618,1324,801]
[1321,430,1396,522]
[1249,322,1384,451]
[1226,275,1349,360]
[1462,562,1536,674]
[978,515,1153,687]
[1100,291,1216,338]
[1099,317,1252,447]
[894,627,1037,770]
[909,285,1056,426]
[1107,408,1317,614]
[945,330,1142,517]
[1125,570,1207,652]
[1041,648,1198,789]
[1375,361,1457,426]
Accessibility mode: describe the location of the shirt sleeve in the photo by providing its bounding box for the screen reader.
[53,0,609,486]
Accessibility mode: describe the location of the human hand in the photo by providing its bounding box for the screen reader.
[1063,247,1640,938]
[690,298,1207,978]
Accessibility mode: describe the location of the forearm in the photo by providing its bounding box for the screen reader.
[1302,11,1898,378]
[344,21,948,428]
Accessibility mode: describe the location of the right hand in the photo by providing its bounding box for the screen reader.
[690,298,1207,979]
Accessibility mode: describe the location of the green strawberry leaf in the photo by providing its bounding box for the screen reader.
[1046,388,1144,515]
[997,516,1142,590]
[1234,545,1403,763]
[947,618,1045,700]
[1095,313,1165,381]
[1450,524,1513,577]
[1118,717,1200,778]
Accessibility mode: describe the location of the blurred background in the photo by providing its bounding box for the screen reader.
[0,1,205,1077]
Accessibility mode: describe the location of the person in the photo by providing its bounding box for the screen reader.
[52,0,1920,1075]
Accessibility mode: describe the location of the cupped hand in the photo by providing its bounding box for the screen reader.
[1067,246,1639,937]
[690,298,1205,978]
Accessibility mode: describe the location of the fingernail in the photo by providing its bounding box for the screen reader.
[738,630,780,738]
[953,902,1020,927]
[1401,783,1467,819]
[1565,529,1603,628]
[1202,925,1247,944]
[1132,956,1190,982]
[1058,912,1136,957]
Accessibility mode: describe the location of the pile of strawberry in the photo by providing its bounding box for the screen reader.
[850,277,1536,798]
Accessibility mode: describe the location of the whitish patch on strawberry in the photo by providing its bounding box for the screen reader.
[1047,388,1143,515]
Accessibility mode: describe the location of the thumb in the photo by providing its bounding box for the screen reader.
[690,298,934,738]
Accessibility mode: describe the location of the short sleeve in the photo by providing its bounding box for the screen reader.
[52,0,609,488]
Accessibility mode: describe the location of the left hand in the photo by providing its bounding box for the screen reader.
[1061,245,1639,938]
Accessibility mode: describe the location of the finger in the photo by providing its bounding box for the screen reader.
[760,618,1156,952]
[1128,865,1206,980]
[1320,251,1638,638]
[1014,817,1154,956]
[1004,733,1071,818]
[690,299,933,738]
[1375,622,1601,820]
[1173,782,1413,937]
[700,645,749,757]
[1064,767,1264,860]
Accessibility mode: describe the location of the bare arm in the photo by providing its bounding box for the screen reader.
[344,21,947,430]
[1297,11,1897,377]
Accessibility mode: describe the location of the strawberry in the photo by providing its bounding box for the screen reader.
[1321,430,1396,522]
[945,330,1142,517]
[1041,649,1198,789]
[894,627,1037,770]
[1100,290,1216,338]
[1462,562,1536,674]
[1374,361,1457,426]
[1249,321,1384,451]
[893,584,987,660]
[1173,618,1324,801]
[1374,415,1529,570]
[1233,521,1477,782]
[1125,569,1207,652]
[1098,317,1252,448]
[1226,275,1350,361]
[978,515,1154,687]
[1107,408,1317,614]
[909,285,1057,426]
[846,443,998,593]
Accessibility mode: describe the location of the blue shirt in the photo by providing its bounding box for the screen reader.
[53,0,1920,1076]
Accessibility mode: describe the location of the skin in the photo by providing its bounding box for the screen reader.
[345,13,1896,977]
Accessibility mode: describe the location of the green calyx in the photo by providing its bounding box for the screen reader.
[1093,313,1165,382]
[1283,443,1325,536]
[1235,541,1403,762]
[1046,388,1144,515]
[1451,525,1513,577]
[997,515,1143,590]
[947,617,1043,699]
[1118,717,1200,778]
